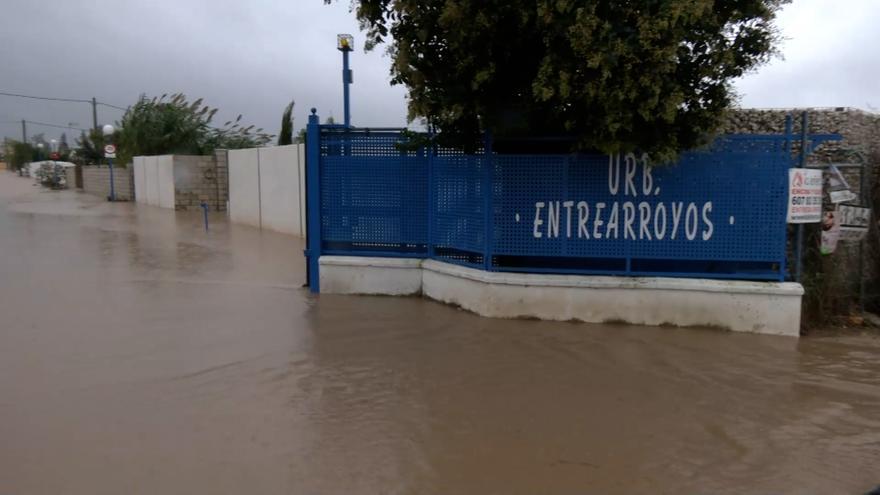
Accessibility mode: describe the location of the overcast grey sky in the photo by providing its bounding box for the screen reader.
[1,0,877,143]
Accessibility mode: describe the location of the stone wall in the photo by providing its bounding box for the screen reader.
[172,151,228,211]
[725,108,879,201]
[726,108,880,317]
[65,167,76,188]
[82,165,134,201]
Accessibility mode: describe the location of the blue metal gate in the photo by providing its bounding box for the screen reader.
[305,110,808,292]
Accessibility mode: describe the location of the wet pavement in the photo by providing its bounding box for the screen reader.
[1,171,879,494]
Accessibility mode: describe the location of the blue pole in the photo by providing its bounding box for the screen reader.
[342,49,351,127]
[794,111,808,283]
[426,130,435,258]
[305,109,322,292]
[108,157,116,201]
[201,201,209,231]
[782,114,793,281]
[483,132,494,271]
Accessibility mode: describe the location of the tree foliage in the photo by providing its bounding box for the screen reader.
[329,0,788,159]
[116,93,273,164]
[278,100,295,146]
[74,129,108,165]
[6,140,37,171]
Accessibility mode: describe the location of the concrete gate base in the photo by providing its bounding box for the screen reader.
[318,256,803,337]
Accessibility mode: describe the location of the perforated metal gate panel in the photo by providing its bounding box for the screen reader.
[316,129,790,280]
[320,132,428,254]
[491,148,788,278]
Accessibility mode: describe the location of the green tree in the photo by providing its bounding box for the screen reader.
[278,100,295,145]
[6,140,36,171]
[329,0,788,159]
[74,129,106,165]
[116,93,273,164]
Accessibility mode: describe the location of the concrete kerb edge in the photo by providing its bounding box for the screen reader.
[318,256,804,336]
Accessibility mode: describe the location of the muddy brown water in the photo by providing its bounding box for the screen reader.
[1,173,879,494]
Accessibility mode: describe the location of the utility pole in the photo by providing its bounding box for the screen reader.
[92,97,98,133]
[21,119,27,142]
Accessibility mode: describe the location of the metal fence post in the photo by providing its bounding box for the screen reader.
[782,114,793,280]
[305,109,322,293]
[426,132,435,258]
[483,132,494,271]
[794,111,808,283]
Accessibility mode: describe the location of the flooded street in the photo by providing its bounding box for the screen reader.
[1,172,879,494]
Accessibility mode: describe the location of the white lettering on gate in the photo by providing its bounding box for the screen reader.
[530,154,716,242]
[533,202,545,238]
[593,202,606,239]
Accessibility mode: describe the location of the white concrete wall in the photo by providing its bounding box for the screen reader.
[133,155,174,208]
[133,156,145,201]
[228,148,261,227]
[227,144,305,236]
[319,256,805,337]
[157,155,175,209]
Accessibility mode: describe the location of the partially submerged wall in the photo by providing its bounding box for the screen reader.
[172,151,228,211]
[82,165,134,201]
[228,144,305,236]
[319,256,804,337]
[133,156,175,208]
[133,152,228,211]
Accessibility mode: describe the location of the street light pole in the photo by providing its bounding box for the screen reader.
[92,97,99,133]
[103,124,116,201]
[337,34,354,128]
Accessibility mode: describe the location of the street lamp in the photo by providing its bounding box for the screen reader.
[337,34,353,128]
[102,124,116,201]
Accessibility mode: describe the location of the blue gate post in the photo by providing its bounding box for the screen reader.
[782,114,793,279]
[426,131,436,258]
[483,132,494,271]
[305,109,322,293]
[794,111,808,282]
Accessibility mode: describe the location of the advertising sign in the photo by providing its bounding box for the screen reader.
[838,205,870,242]
[827,164,857,204]
[820,208,840,255]
[787,168,823,223]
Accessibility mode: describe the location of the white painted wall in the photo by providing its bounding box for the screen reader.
[228,148,261,227]
[133,156,145,201]
[157,155,174,209]
[134,155,174,208]
[227,144,305,236]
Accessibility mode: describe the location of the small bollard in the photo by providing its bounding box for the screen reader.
[200,201,209,231]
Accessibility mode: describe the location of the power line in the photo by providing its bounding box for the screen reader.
[0,91,127,111]
[24,120,87,132]
[0,119,86,132]
[0,90,90,104]
[97,102,128,111]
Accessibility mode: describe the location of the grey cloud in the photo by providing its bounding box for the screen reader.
[2,0,876,143]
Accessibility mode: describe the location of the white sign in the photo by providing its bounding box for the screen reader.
[829,189,858,204]
[838,205,870,242]
[787,168,823,223]
[104,144,116,159]
[827,164,857,204]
